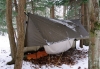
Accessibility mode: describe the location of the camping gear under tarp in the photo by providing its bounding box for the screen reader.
[25,13,89,47]
[26,50,48,60]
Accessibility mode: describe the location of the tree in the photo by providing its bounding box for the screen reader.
[63,5,67,19]
[50,5,55,18]
[80,2,89,47]
[14,0,26,69]
[81,2,89,32]
[6,0,17,64]
[88,0,100,69]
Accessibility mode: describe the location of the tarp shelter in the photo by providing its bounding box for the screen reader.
[24,13,89,54]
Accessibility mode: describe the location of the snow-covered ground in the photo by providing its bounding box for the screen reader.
[0,35,88,69]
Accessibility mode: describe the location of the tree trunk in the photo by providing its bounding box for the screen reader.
[63,5,67,19]
[14,0,18,13]
[80,3,84,48]
[14,0,18,39]
[50,5,55,18]
[14,0,26,69]
[83,3,89,46]
[6,0,17,64]
[88,0,100,69]
[80,3,90,47]
[31,0,34,13]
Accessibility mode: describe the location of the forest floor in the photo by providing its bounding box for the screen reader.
[0,35,88,69]
[24,47,88,68]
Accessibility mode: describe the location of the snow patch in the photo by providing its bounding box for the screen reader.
[49,19,76,31]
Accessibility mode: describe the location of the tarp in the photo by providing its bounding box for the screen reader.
[25,13,89,47]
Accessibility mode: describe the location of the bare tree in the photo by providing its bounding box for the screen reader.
[14,0,26,69]
[6,0,17,65]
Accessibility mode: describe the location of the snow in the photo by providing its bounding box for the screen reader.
[0,35,88,69]
[49,19,76,32]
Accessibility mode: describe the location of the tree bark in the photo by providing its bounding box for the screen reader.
[83,3,89,46]
[80,3,90,47]
[14,0,18,13]
[80,3,85,48]
[88,0,100,69]
[14,0,18,39]
[31,0,34,13]
[6,0,17,64]
[14,0,26,69]
[50,5,55,18]
[63,5,67,19]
